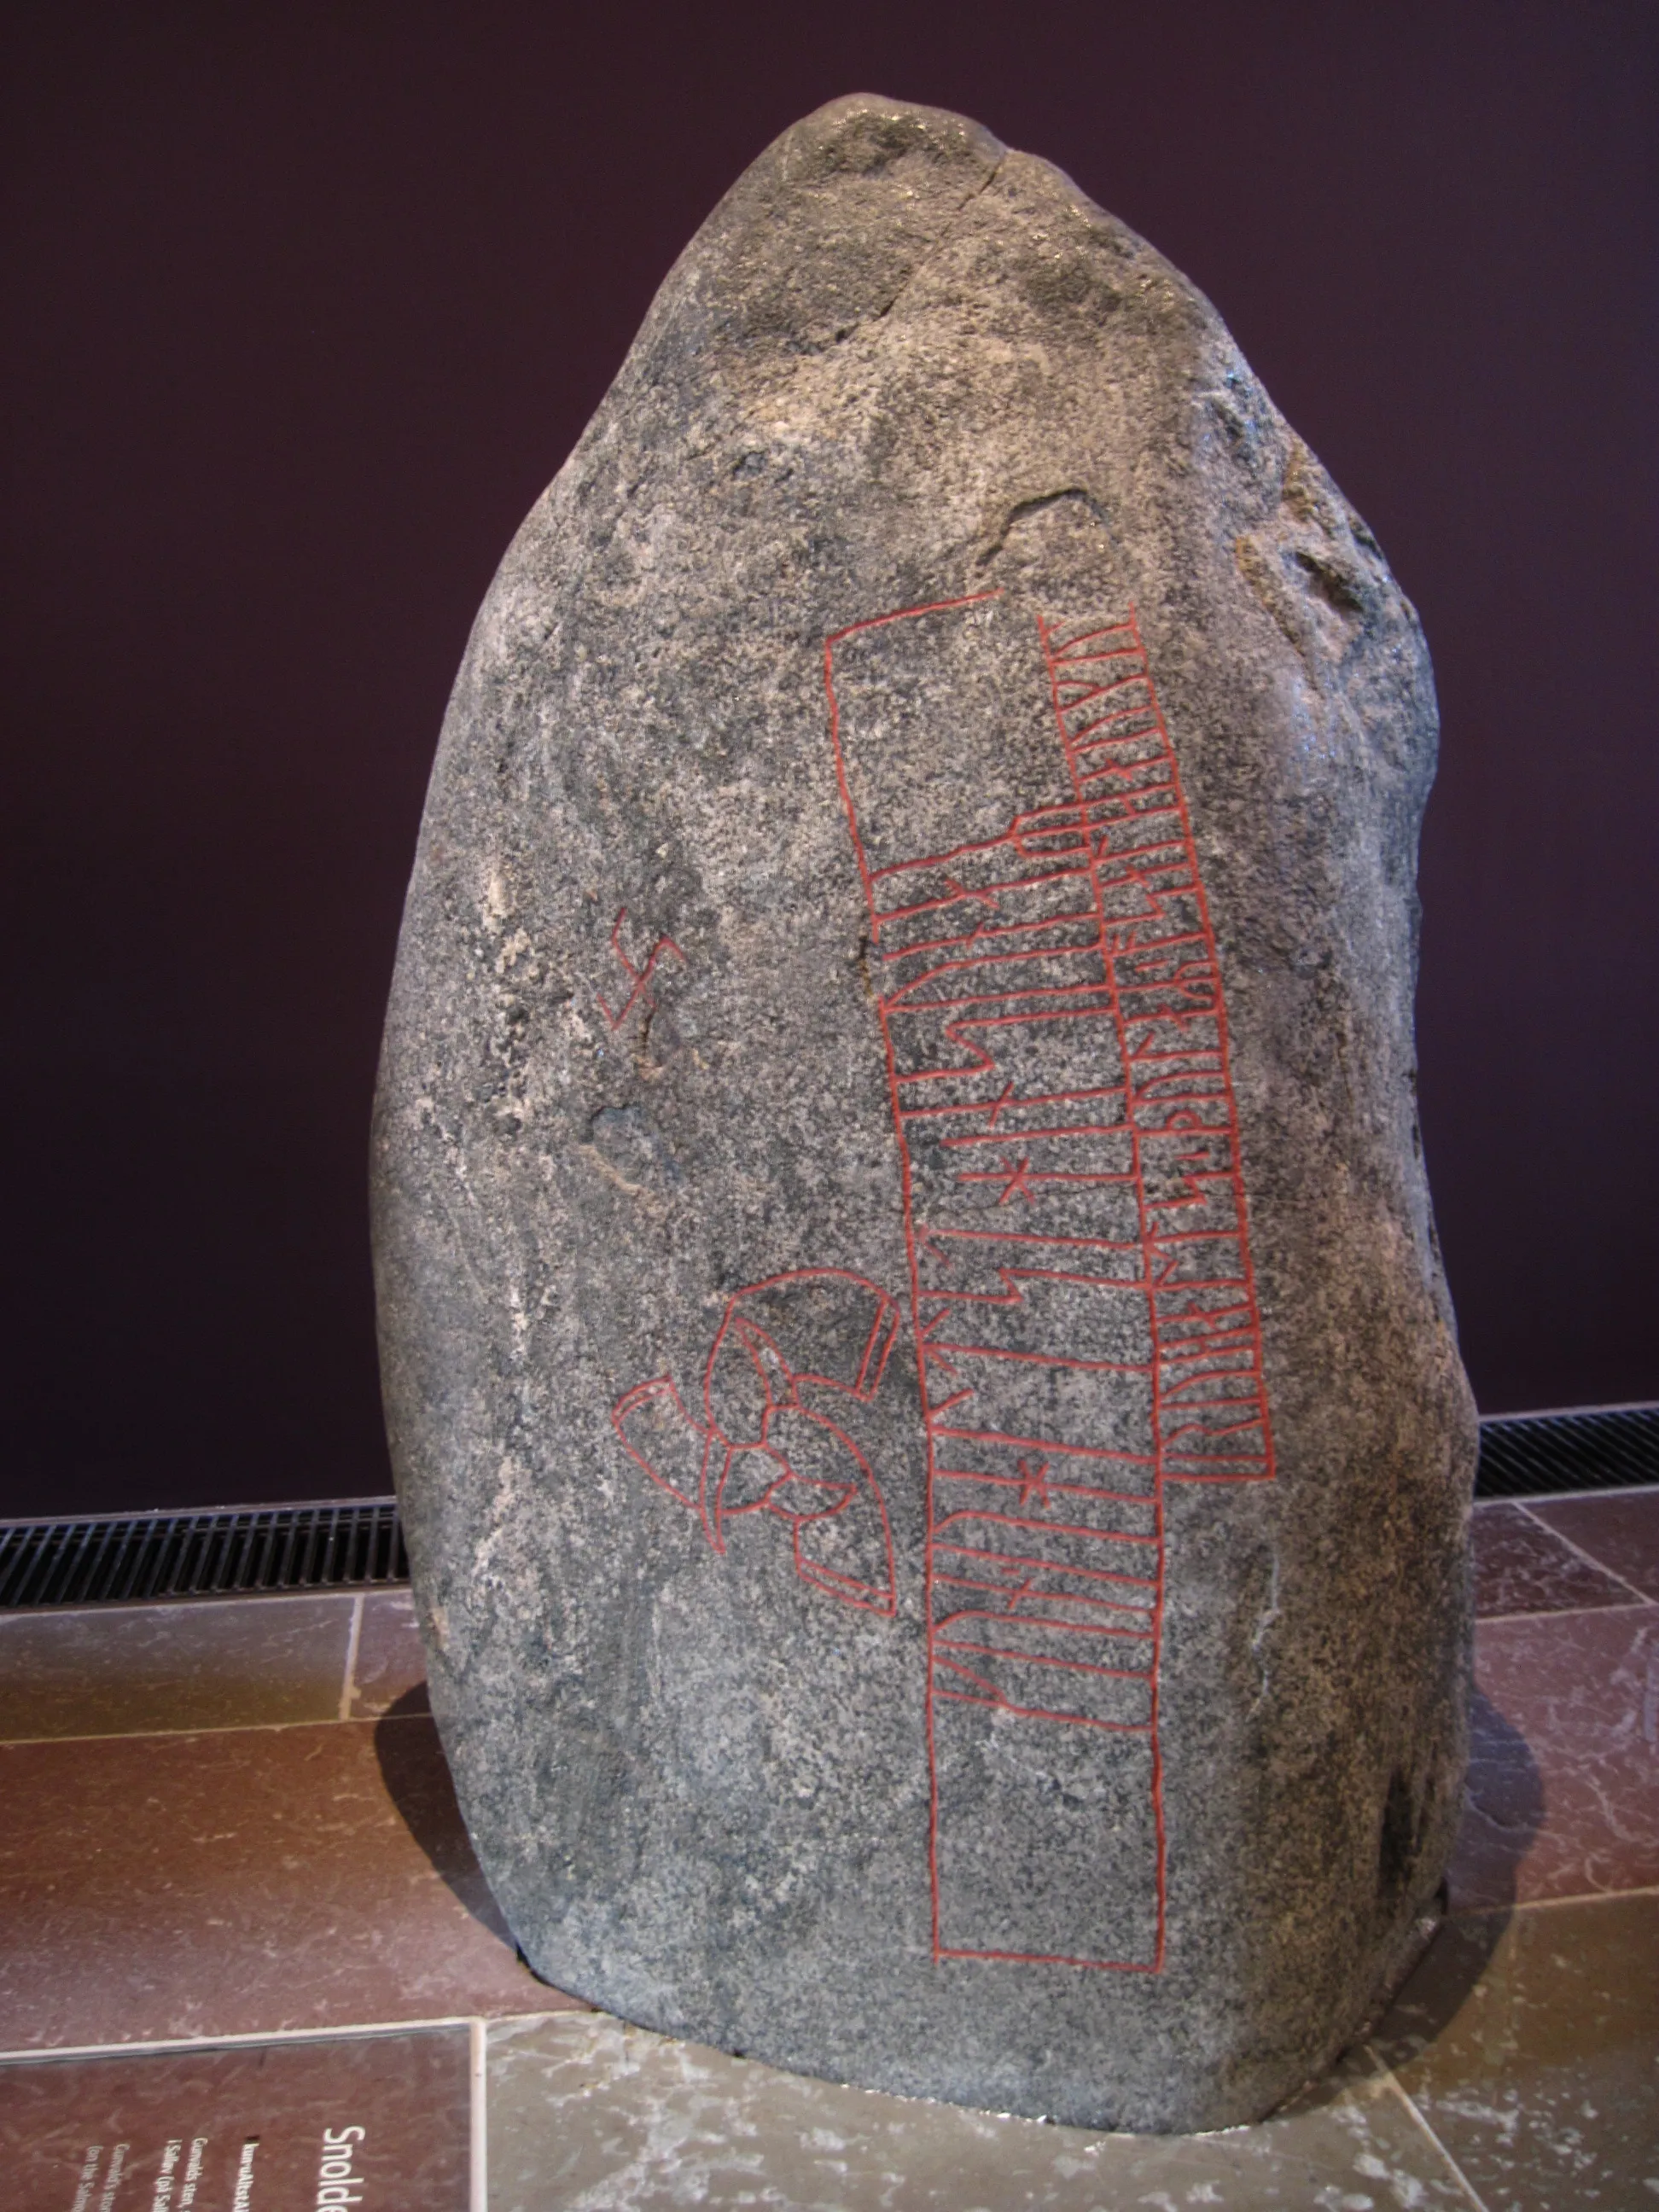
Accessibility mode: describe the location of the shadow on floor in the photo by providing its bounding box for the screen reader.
[374,1689,516,1944]
[1364,1689,1545,2067]
[1275,1688,1545,2116]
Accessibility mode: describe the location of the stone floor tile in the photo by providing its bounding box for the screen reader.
[1470,1501,1636,1620]
[349,1587,430,1716]
[1450,1604,1659,1909]
[1528,1486,1659,1603]
[0,1716,578,2049]
[0,2026,470,2212]
[0,1593,355,1742]
[485,2011,1477,2211]
[1373,1892,1659,2211]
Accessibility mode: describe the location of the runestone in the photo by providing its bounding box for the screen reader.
[373,95,1476,2131]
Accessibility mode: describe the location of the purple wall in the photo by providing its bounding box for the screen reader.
[3,3,1654,1516]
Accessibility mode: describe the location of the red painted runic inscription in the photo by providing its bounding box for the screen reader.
[824,591,1274,1974]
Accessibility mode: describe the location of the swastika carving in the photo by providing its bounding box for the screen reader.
[597,906,685,1031]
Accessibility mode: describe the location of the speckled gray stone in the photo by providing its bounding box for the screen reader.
[371,94,1476,2133]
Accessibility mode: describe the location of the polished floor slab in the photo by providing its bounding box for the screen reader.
[1529,1487,1659,1602]
[349,1587,431,1716]
[1375,1890,1659,2210]
[486,2011,1477,2212]
[0,1717,566,2047]
[0,1591,358,1741]
[1470,1499,1641,1619]
[1454,1601,1659,1907]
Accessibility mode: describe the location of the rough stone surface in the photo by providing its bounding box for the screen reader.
[372,95,1476,2133]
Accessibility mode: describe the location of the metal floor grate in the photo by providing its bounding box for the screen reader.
[1475,1402,1659,1500]
[0,1499,407,1610]
[1,1406,1652,1607]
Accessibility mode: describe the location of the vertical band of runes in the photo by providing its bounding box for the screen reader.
[824,589,1274,1976]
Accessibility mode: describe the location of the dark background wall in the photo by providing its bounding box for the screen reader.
[3,2,1654,1519]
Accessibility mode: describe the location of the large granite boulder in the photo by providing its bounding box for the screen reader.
[372,94,1476,2132]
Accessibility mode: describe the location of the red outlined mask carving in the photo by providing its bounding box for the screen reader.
[612,1269,902,1616]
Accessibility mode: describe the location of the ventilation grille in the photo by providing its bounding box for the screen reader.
[0,1499,407,1611]
[1,1411,1654,1610]
[1475,1403,1659,1500]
